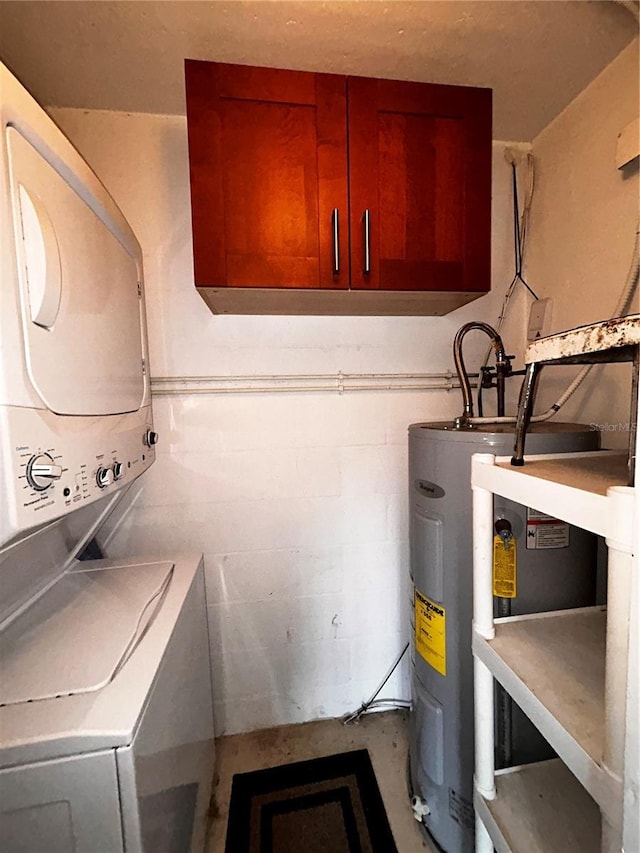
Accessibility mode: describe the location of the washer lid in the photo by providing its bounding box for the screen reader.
[0,561,173,707]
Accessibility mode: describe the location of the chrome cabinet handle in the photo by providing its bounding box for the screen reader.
[363,209,371,275]
[331,209,340,275]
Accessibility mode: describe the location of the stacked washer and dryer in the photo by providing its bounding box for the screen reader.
[0,63,215,852]
[408,332,600,852]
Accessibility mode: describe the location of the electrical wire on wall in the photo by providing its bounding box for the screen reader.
[477,151,538,417]
[470,219,640,426]
[471,144,639,427]
[343,643,410,724]
[497,150,539,315]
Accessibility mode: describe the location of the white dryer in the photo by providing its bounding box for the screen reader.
[0,59,155,551]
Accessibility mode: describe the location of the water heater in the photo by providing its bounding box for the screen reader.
[408,422,599,853]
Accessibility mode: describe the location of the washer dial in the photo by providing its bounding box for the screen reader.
[144,430,158,447]
[26,453,63,491]
[96,466,114,489]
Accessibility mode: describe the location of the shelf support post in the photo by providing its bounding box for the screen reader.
[603,485,634,853]
[472,453,497,849]
[474,656,496,801]
[475,809,494,853]
[623,488,639,853]
[604,486,633,778]
[472,454,496,642]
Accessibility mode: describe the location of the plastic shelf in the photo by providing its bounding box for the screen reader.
[473,606,622,822]
[471,451,631,545]
[474,759,601,853]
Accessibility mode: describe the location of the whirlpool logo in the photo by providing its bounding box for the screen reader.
[414,479,445,499]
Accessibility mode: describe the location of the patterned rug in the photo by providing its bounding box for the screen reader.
[224,748,398,853]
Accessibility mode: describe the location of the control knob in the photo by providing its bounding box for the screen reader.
[144,430,159,447]
[96,466,114,489]
[26,453,63,491]
[112,461,125,481]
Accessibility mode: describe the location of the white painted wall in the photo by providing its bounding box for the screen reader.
[52,104,531,733]
[525,39,639,444]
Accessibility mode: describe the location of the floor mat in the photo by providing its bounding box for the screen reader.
[224,748,398,853]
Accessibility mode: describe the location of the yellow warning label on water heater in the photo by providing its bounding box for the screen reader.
[493,535,517,598]
[415,589,446,676]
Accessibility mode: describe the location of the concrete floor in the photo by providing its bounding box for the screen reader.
[207,709,435,852]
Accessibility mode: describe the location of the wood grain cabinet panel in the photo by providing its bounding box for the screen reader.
[348,76,491,293]
[185,61,349,291]
[185,60,492,315]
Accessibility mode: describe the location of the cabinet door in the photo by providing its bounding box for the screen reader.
[185,61,349,290]
[347,77,491,293]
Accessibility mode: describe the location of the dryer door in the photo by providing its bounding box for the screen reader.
[7,126,145,416]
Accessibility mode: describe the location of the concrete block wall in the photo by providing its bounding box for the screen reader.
[526,40,639,446]
[52,105,530,734]
[101,389,467,732]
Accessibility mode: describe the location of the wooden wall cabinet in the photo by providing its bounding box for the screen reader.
[185,60,492,316]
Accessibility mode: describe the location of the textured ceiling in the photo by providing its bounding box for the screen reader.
[0,0,637,140]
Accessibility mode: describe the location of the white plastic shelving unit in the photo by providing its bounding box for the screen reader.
[471,448,638,853]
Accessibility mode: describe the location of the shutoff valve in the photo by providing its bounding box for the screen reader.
[495,518,514,551]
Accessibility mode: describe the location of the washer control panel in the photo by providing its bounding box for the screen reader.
[1,405,156,545]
